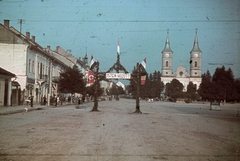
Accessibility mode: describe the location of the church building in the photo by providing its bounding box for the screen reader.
[161,29,202,91]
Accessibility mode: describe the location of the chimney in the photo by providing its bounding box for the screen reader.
[26,32,30,40]
[56,46,60,52]
[4,20,10,28]
[31,36,35,42]
[47,46,51,50]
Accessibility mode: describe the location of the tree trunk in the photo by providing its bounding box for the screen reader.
[134,63,142,113]
[91,93,99,111]
[91,75,99,112]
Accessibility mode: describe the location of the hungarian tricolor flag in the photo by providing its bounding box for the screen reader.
[141,58,146,69]
[90,55,95,68]
[88,71,95,85]
[117,39,120,55]
[141,75,146,85]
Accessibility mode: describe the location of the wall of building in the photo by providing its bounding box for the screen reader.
[0,79,5,106]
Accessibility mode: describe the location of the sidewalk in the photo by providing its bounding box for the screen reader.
[0,104,47,115]
[0,102,79,115]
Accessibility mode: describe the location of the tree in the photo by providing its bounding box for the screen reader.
[233,79,240,102]
[129,70,164,99]
[109,83,119,96]
[212,66,234,102]
[165,79,184,102]
[59,65,86,95]
[198,70,212,101]
[198,67,239,103]
[186,81,197,102]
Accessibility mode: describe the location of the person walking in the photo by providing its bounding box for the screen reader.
[30,94,33,107]
[43,95,46,105]
[55,95,57,106]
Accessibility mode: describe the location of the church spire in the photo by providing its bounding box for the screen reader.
[162,29,173,53]
[190,28,202,52]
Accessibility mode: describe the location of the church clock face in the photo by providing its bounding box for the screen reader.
[194,53,198,58]
[165,53,169,58]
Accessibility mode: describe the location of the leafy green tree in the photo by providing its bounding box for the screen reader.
[110,83,118,95]
[141,71,164,99]
[233,79,240,102]
[198,70,212,101]
[59,65,86,95]
[186,81,197,101]
[129,68,164,99]
[199,67,239,103]
[212,66,234,102]
[165,79,184,102]
[85,82,103,99]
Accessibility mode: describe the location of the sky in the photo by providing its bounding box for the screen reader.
[1,0,240,79]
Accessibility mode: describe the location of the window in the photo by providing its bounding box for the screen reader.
[40,63,42,79]
[166,61,168,67]
[29,59,31,72]
[38,63,40,75]
[166,72,168,74]
[195,61,197,67]
[46,66,48,75]
[179,71,183,76]
[32,61,34,74]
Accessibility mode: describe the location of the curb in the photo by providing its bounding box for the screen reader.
[0,103,84,115]
[0,107,45,115]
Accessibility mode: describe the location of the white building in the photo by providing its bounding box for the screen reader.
[161,29,202,91]
[0,20,89,106]
[0,20,68,105]
[0,67,16,106]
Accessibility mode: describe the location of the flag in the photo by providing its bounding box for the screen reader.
[88,71,95,85]
[90,55,95,68]
[141,75,146,85]
[117,39,120,55]
[141,58,146,69]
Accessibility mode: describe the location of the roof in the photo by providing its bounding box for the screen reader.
[0,67,16,77]
[162,30,173,53]
[190,30,202,53]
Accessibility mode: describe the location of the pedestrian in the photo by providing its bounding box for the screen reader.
[30,94,33,107]
[43,95,46,105]
[57,95,60,104]
[25,96,30,107]
[55,95,57,106]
[82,95,85,103]
[40,95,43,105]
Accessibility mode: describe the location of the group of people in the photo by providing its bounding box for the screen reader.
[25,94,91,107]
[40,95,47,105]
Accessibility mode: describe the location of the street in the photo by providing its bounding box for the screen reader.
[0,99,240,161]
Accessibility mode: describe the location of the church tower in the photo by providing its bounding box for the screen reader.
[190,29,202,77]
[162,29,173,77]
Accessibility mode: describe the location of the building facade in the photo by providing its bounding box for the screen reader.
[0,20,89,106]
[0,20,68,105]
[0,67,16,106]
[161,29,202,91]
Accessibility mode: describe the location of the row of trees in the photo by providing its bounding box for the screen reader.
[58,65,124,99]
[198,66,240,102]
[58,65,103,99]
[128,66,240,103]
[128,70,164,99]
[58,65,240,103]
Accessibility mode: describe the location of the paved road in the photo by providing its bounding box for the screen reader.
[0,99,239,161]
